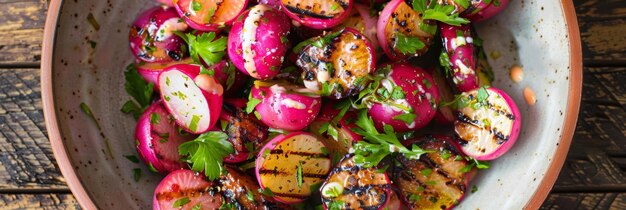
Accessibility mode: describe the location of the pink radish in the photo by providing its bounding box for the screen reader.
[202,60,249,97]
[218,166,292,209]
[228,4,291,80]
[279,0,353,29]
[250,81,321,131]
[158,64,223,134]
[368,63,440,132]
[219,99,269,163]
[393,135,471,210]
[174,0,248,31]
[129,6,188,63]
[153,169,222,210]
[335,4,380,52]
[255,132,332,204]
[454,87,521,160]
[440,23,478,92]
[377,0,436,61]
[296,28,376,99]
[135,101,196,174]
[136,58,194,88]
[320,154,396,209]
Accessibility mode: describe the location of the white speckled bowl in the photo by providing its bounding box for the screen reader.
[42,0,582,209]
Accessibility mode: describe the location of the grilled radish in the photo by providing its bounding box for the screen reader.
[158,64,224,134]
[218,166,292,209]
[377,0,436,60]
[174,0,248,31]
[129,6,188,63]
[153,169,222,210]
[320,154,398,209]
[280,0,353,29]
[309,102,362,162]
[296,28,376,99]
[454,87,521,160]
[220,99,269,163]
[393,135,471,210]
[255,132,332,204]
[136,101,196,174]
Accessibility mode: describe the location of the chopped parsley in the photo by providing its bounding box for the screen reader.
[121,63,154,119]
[395,33,426,55]
[172,197,191,208]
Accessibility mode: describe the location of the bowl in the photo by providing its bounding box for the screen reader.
[41,0,582,209]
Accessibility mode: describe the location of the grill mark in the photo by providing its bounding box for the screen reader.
[342,184,390,194]
[485,102,515,120]
[456,113,510,142]
[155,186,219,200]
[269,149,329,158]
[285,5,334,19]
[257,169,328,179]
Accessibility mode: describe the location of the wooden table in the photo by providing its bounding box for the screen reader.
[0,0,624,209]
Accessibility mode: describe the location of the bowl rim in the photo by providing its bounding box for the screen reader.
[41,0,582,209]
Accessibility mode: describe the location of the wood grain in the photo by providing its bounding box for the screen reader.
[0,0,46,66]
[0,193,79,209]
[574,0,626,65]
[0,69,67,190]
[542,193,626,210]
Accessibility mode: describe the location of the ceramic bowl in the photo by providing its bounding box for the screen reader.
[41,0,582,209]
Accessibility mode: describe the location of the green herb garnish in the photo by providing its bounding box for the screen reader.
[179,131,234,180]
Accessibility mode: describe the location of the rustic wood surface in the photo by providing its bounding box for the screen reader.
[0,0,624,209]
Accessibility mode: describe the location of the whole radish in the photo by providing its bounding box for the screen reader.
[454,87,521,160]
[158,64,223,134]
[174,0,248,31]
[153,169,223,210]
[228,4,291,80]
[440,23,479,93]
[249,81,321,131]
[279,0,354,29]
[296,28,376,99]
[360,63,440,132]
[135,101,196,174]
[129,6,188,63]
[377,0,436,61]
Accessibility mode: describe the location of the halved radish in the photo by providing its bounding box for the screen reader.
[218,166,292,209]
[129,6,188,63]
[440,23,478,92]
[320,154,395,209]
[136,101,196,174]
[158,64,223,134]
[432,67,455,125]
[250,80,321,131]
[309,102,362,161]
[228,4,291,80]
[174,0,248,31]
[280,0,353,29]
[393,135,471,210]
[255,132,332,204]
[335,4,380,52]
[203,60,249,97]
[136,58,194,88]
[153,169,222,210]
[454,87,522,160]
[367,63,440,132]
[377,0,435,61]
[462,0,511,23]
[220,99,269,163]
[296,28,376,99]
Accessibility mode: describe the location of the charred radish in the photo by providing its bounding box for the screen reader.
[153,169,222,210]
[220,99,269,163]
[129,6,188,63]
[174,0,248,31]
[280,0,353,29]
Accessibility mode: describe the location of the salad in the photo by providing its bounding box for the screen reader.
[121,0,520,209]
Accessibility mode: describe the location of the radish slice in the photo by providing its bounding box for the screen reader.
[136,101,196,174]
[158,64,223,134]
[393,135,471,210]
[462,0,510,23]
[218,166,292,209]
[454,87,522,160]
[280,0,353,29]
[335,4,380,52]
[377,0,435,61]
[255,132,332,204]
[440,23,478,92]
[368,63,440,132]
[320,154,395,209]
[137,58,194,88]
[153,169,223,210]
[219,99,269,163]
[227,4,291,80]
[129,6,188,63]
[174,0,248,31]
[250,81,321,131]
[296,28,376,99]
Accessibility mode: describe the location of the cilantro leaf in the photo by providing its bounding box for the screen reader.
[179,131,234,180]
[184,32,227,65]
[395,33,426,55]
[122,63,154,119]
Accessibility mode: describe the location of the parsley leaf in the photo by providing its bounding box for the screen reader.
[121,63,154,119]
[183,32,227,65]
[173,197,191,208]
[393,113,417,124]
[179,131,234,180]
[422,4,470,26]
[453,0,470,9]
[395,33,426,55]
[246,98,262,114]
